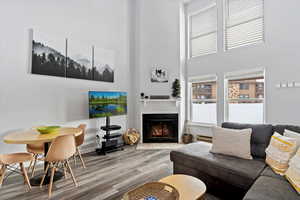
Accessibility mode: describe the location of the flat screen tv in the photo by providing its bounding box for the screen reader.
[89,91,127,119]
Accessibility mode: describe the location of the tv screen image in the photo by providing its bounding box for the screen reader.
[89,91,127,118]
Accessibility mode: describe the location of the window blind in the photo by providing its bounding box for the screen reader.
[189,1,217,57]
[225,0,264,50]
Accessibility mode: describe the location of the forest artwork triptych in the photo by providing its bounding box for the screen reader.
[31,30,114,82]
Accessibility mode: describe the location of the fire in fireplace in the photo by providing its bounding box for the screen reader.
[143,114,178,143]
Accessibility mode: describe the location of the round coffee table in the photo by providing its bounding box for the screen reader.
[159,174,206,200]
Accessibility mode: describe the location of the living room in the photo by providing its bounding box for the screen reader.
[0,0,300,199]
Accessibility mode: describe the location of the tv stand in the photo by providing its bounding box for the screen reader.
[96,116,124,155]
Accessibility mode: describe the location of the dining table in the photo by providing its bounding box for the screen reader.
[3,127,82,186]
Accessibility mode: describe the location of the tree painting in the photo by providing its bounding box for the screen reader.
[31,31,115,83]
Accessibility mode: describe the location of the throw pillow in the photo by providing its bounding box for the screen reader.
[284,129,300,150]
[265,132,297,175]
[285,148,300,194]
[210,126,253,160]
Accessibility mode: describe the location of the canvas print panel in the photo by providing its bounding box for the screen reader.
[31,31,66,77]
[93,46,115,83]
[66,39,93,80]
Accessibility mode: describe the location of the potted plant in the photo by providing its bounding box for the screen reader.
[172,79,180,99]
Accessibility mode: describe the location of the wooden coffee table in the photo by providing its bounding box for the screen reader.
[159,174,206,200]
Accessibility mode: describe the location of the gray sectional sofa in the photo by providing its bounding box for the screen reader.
[170,123,300,200]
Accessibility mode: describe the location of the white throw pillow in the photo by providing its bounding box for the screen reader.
[284,129,300,149]
[210,126,253,160]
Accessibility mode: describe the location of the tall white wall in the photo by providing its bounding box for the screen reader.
[188,0,300,126]
[132,0,184,133]
[0,0,132,153]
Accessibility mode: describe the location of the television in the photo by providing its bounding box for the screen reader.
[89,91,127,119]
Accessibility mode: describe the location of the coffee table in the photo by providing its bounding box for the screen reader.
[159,174,206,200]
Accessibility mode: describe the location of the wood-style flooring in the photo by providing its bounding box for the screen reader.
[0,146,172,200]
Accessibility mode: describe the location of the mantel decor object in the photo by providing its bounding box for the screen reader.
[172,78,180,98]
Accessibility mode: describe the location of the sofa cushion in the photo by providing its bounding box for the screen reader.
[261,166,286,181]
[170,142,266,190]
[273,125,300,135]
[243,176,300,200]
[222,122,273,158]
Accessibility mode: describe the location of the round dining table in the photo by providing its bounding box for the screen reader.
[3,127,82,186]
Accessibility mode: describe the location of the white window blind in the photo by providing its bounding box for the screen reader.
[189,1,217,57]
[225,0,264,50]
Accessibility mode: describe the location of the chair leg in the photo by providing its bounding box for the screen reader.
[20,163,31,190]
[48,166,56,198]
[31,155,38,178]
[40,163,50,187]
[63,162,68,179]
[0,165,7,188]
[73,155,77,167]
[66,160,78,187]
[77,148,86,169]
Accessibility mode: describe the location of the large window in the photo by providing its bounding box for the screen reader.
[189,75,217,124]
[189,1,217,58]
[225,70,265,123]
[224,0,264,50]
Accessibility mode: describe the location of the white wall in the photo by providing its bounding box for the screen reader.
[132,0,184,132]
[0,0,132,153]
[186,0,300,137]
[188,0,300,126]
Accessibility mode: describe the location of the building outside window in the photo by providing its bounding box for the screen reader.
[225,69,265,123]
[189,75,217,124]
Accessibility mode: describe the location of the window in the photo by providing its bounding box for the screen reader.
[224,0,264,50]
[239,83,249,90]
[189,1,217,58]
[225,69,265,124]
[189,75,217,124]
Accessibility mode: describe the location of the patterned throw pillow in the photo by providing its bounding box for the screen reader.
[285,148,300,194]
[265,132,297,175]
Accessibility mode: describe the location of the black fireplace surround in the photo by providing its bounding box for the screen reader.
[143,113,178,143]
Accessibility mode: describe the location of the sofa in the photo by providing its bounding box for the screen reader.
[170,123,300,200]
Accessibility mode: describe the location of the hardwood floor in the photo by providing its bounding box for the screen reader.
[0,146,172,200]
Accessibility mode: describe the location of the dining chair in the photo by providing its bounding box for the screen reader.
[0,153,33,190]
[40,134,78,198]
[73,124,87,168]
[26,143,44,177]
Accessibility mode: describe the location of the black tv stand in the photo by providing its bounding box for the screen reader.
[96,116,124,155]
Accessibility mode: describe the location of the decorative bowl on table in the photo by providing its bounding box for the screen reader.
[36,126,61,134]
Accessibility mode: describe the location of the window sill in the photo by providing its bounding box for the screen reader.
[186,121,215,128]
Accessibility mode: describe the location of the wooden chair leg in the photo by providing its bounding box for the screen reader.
[20,163,31,190]
[0,165,7,188]
[63,162,68,179]
[73,155,77,167]
[31,155,38,178]
[48,166,56,198]
[28,159,33,172]
[77,148,86,169]
[40,163,50,187]
[66,160,78,187]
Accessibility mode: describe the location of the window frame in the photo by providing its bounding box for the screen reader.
[188,2,218,59]
[223,0,265,51]
[188,75,218,125]
[224,69,266,124]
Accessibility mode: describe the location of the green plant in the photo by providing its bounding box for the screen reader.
[172,78,180,98]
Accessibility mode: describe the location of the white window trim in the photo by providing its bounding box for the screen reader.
[223,0,265,51]
[188,74,218,125]
[224,68,266,123]
[188,3,218,59]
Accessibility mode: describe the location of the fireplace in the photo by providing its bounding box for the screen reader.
[143,114,178,143]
